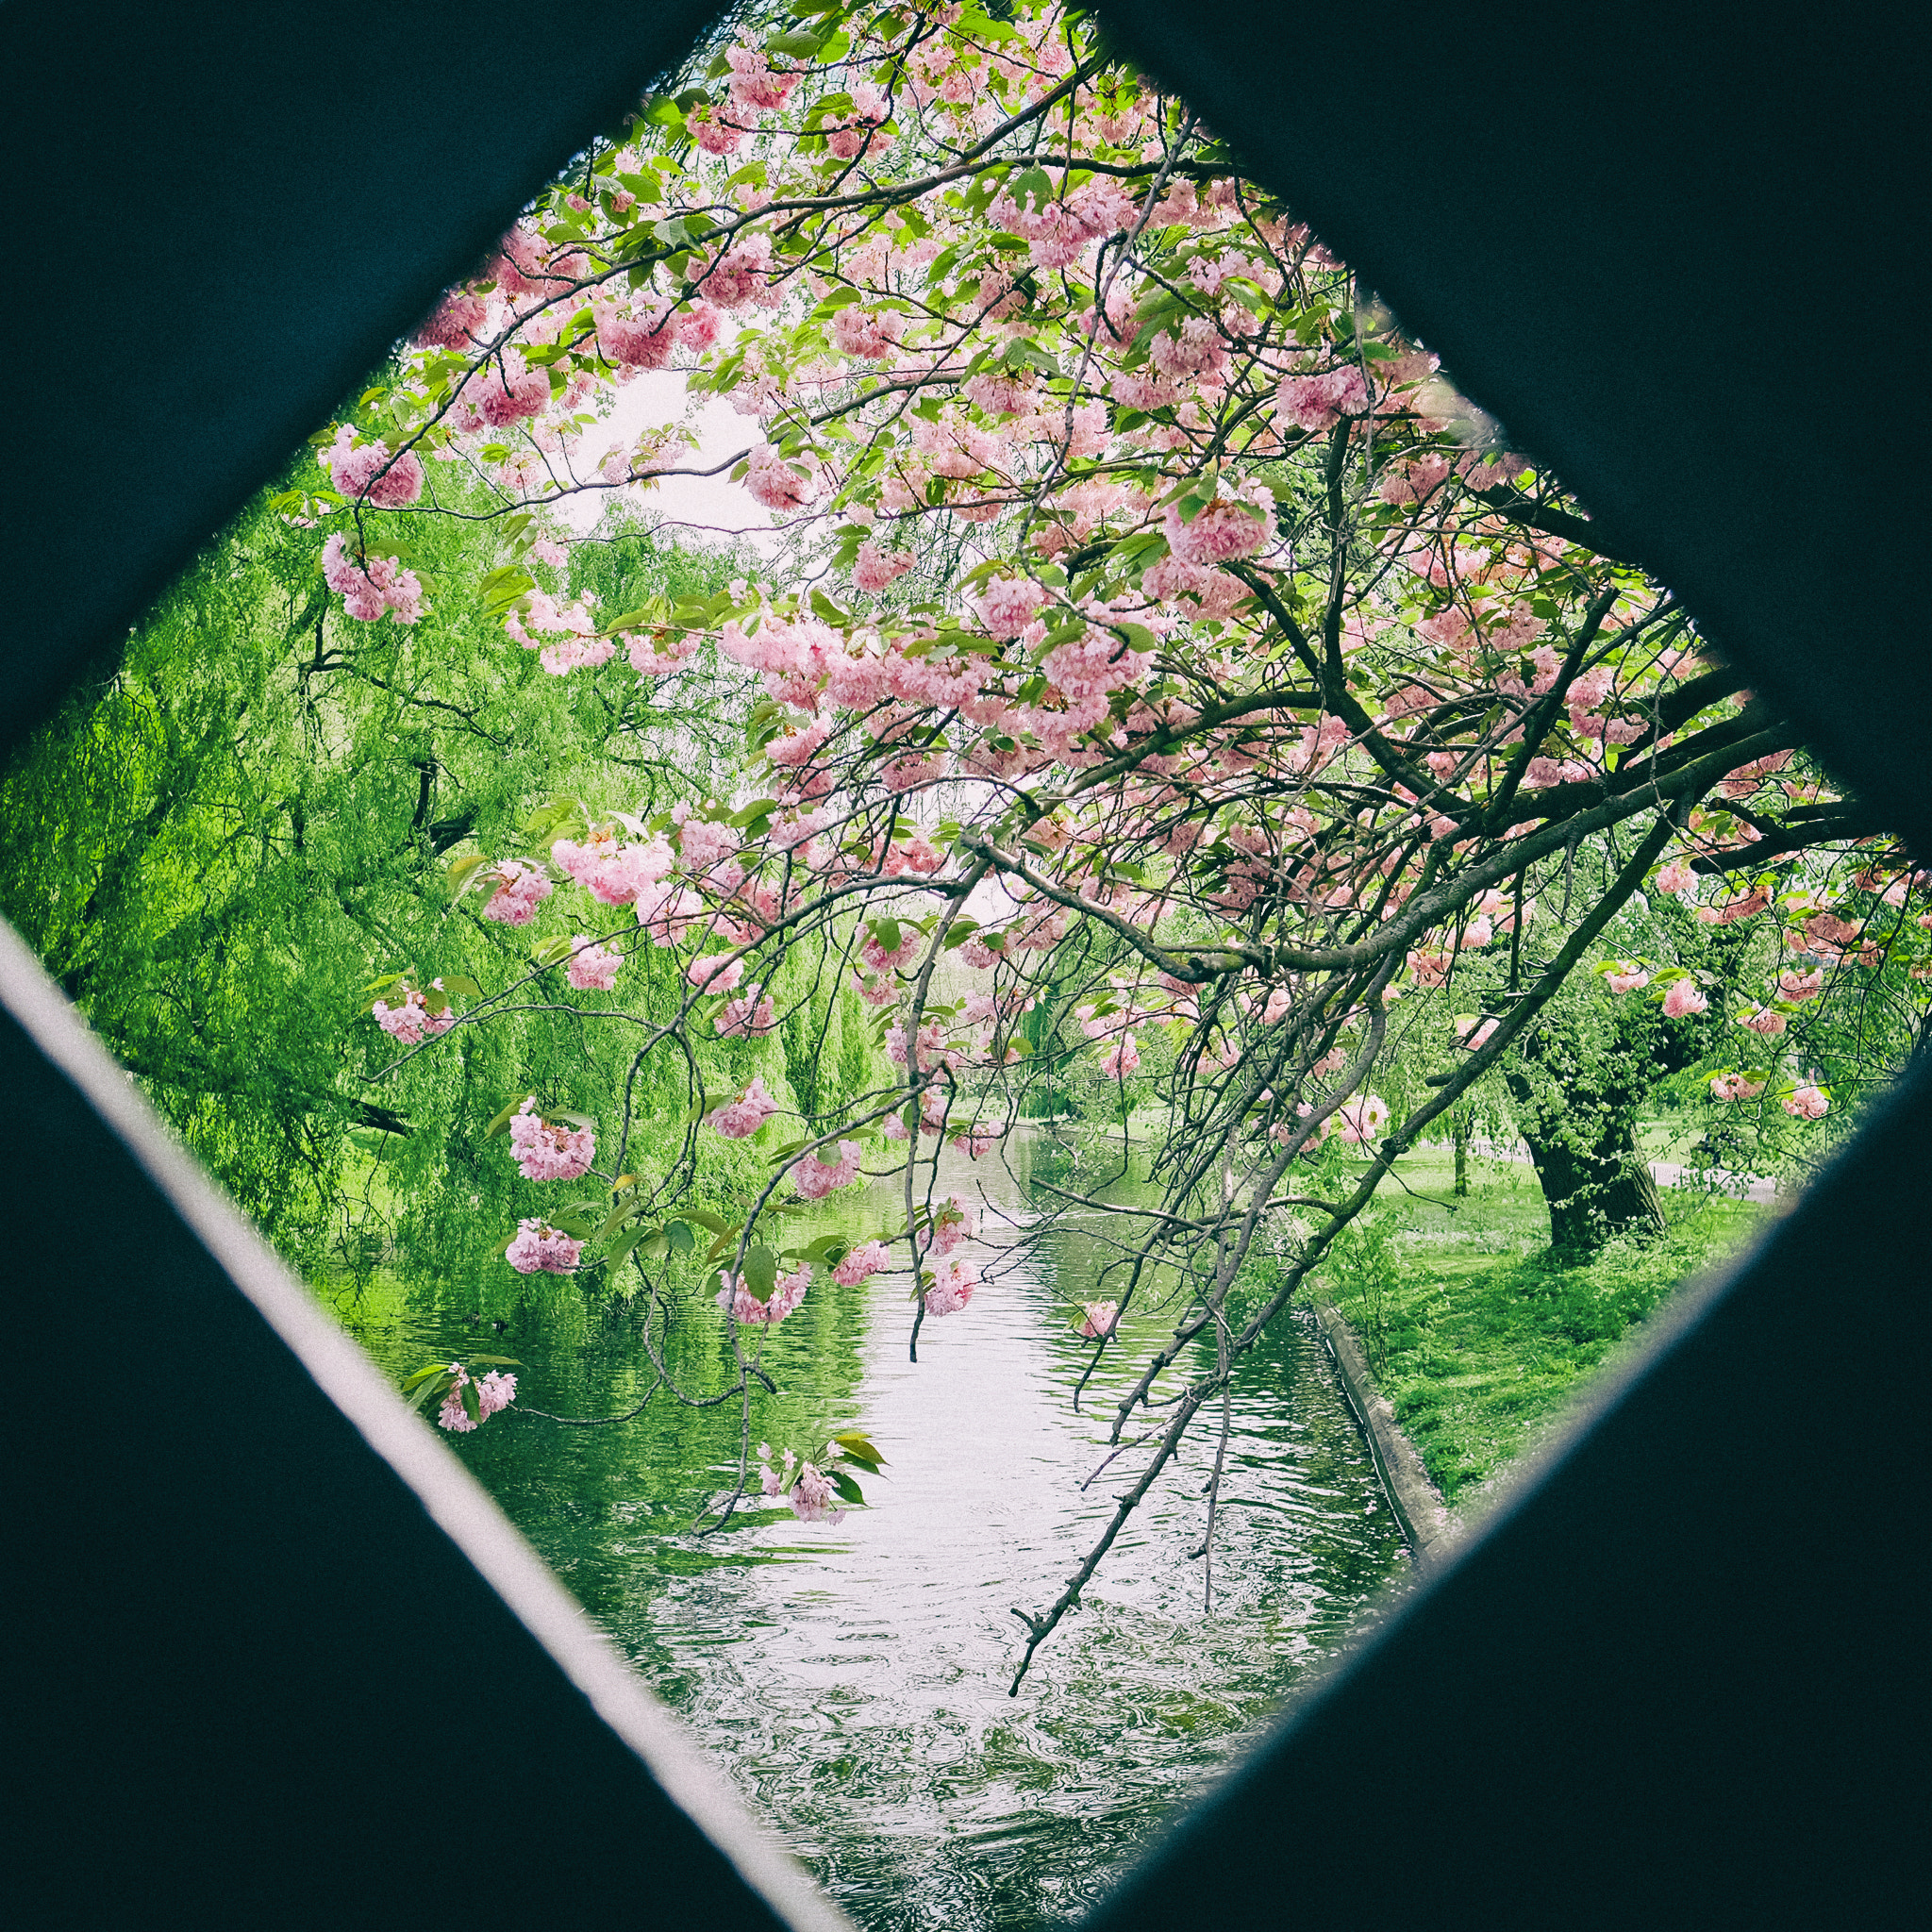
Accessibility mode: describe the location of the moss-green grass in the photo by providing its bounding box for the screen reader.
[1310,1148,1769,1506]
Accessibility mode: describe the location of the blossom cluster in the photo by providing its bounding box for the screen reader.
[506,1220,582,1274]
[718,1263,810,1326]
[372,979,457,1045]
[437,1363,517,1433]
[507,1101,595,1182]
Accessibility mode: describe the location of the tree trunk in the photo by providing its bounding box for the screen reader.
[1453,1114,1471,1197]
[1515,1111,1666,1257]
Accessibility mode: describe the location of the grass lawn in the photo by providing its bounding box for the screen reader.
[1308,1146,1771,1507]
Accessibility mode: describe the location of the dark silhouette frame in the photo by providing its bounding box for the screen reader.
[4,5,1921,1924]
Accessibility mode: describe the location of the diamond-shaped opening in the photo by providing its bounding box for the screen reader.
[5,5,1920,1930]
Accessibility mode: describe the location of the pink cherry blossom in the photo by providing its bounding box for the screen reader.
[596,298,681,370]
[923,1259,977,1317]
[1604,964,1650,995]
[1274,365,1368,434]
[725,42,801,112]
[438,1371,475,1434]
[552,832,675,907]
[744,444,813,511]
[323,534,424,625]
[976,576,1048,638]
[506,1219,583,1274]
[436,1363,519,1430]
[853,541,916,593]
[831,306,902,359]
[832,1240,891,1287]
[1334,1094,1391,1143]
[717,985,778,1037]
[372,980,458,1044]
[1100,1033,1141,1076]
[717,1261,810,1326]
[708,1076,780,1139]
[786,1459,845,1524]
[469,348,549,425]
[476,1369,517,1417]
[324,427,424,508]
[687,102,744,155]
[1161,488,1274,567]
[1698,889,1771,926]
[676,818,739,873]
[686,953,744,994]
[859,926,920,973]
[1661,980,1709,1019]
[1654,859,1698,896]
[1782,1083,1829,1120]
[1709,1073,1765,1102]
[1077,1300,1120,1339]
[414,291,487,349]
[792,1140,863,1199]
[480,859,553,925]
[1742,1005,1790,1036]
[1147,317,1226,381]
[565,937,623,991]
[508,1101,595,1181]
[1777,967,1825,1002]
[928,1195,975,1255]
[1408,949,1451,989]
[704,233,772,308]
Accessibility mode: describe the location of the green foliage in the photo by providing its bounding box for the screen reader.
[1310,1150,1763,1503]
[0,463,880,1299]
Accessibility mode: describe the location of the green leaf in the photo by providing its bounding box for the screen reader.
[832,1430,886,1470]
[664,1219,696,1254]
[828,1469,866,1506]
[477,565,537,616]
[869,916,902,954]
[460,1379,482,1424]
[435,974,482,999]
[598,1198,641,1242]
[485,1094,535,1139]
[446,853,491,895]
[742,1244,778,1303]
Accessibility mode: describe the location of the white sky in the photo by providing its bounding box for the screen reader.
[558,371,781,552]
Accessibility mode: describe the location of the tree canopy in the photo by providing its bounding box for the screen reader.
[16,0,1925,1689]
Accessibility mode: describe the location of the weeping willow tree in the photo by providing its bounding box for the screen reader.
[0,462,889,1293]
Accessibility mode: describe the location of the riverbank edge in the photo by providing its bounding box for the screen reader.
[1311,1300,1461,1565]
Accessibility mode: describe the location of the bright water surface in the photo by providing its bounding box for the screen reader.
[333,1131,1411,1930]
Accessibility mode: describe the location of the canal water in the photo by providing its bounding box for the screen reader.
[329,1130,1411,1930]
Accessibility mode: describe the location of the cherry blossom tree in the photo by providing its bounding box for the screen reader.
[317,0,1924,1685]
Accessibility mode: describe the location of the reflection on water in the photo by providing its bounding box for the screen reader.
[333,1131,1410,1930]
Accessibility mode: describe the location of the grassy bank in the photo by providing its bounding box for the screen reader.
[1307,1149,1770,1507]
